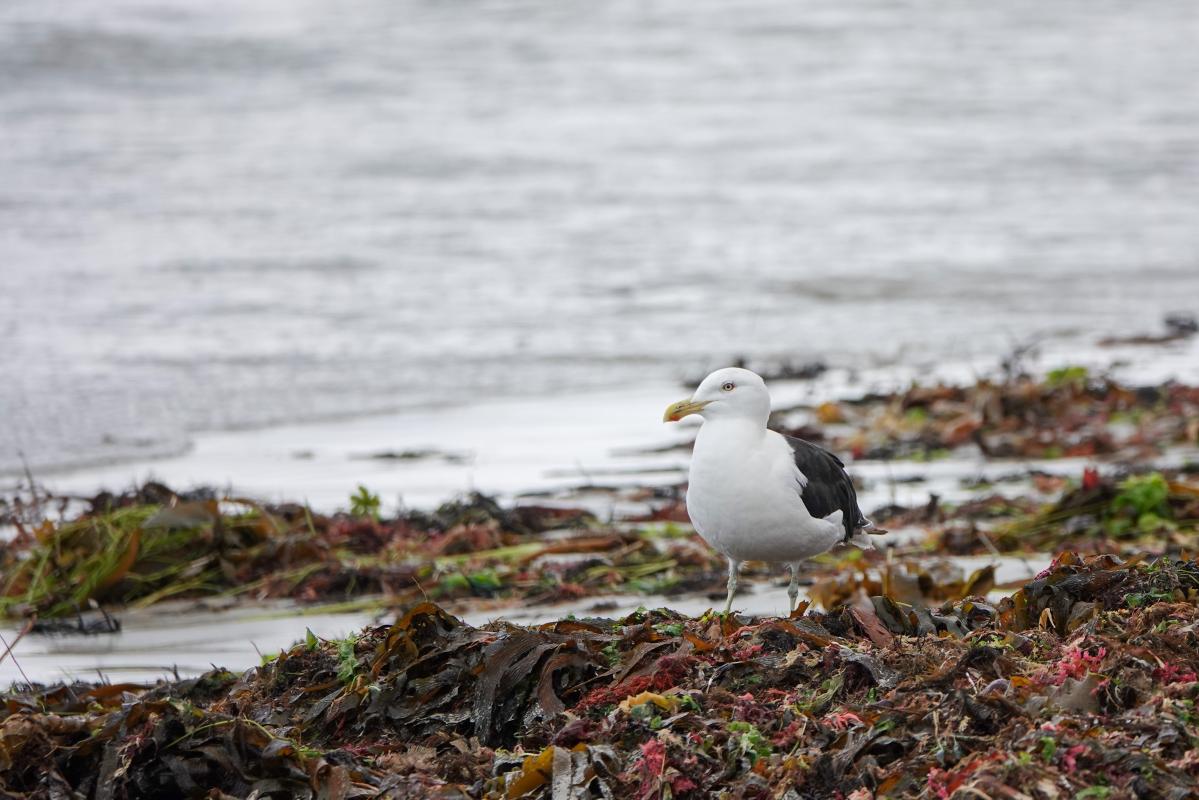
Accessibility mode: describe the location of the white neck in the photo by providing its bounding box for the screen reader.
[695,416,766,450]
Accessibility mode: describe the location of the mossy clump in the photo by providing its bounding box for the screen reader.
[992,470,1199,552]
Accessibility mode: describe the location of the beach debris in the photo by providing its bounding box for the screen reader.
[0,484,732,621]
[1098,311,1198,346]
[905,469,1199,557]
[807,556,996,611]
[685,357,828,386]
[777,372,1199,462]
[28,605,121,635]
[4,464,1197,623]
[990,470,1199,552]
[3,553,1199,797]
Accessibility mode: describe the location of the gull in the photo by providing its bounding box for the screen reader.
[664,367,880,614]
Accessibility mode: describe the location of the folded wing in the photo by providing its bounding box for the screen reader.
[784,434,873,543]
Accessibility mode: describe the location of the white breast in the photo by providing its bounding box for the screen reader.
[685,424,841,563]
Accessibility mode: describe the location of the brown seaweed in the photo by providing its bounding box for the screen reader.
[4,553,1199,798]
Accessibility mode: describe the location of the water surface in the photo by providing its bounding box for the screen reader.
[3,0,1198,475]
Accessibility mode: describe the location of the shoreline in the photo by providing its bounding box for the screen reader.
[3,359,1197,687]
[14,327,1199,516]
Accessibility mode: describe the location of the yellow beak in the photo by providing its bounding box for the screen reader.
[663,398,710,422]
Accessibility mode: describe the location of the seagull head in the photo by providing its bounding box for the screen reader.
[663,367,771,425]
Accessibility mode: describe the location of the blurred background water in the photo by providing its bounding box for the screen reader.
[3,0,1198,476]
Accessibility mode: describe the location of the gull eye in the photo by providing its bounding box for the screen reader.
[721,381,735,391]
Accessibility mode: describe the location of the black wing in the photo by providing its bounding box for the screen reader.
[783,435,868,543]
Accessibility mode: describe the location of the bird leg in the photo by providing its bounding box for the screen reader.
[787,563,801,614]
[723,559,742,616]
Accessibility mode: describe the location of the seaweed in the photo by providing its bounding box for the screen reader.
[0,485,731,621]
[983,470,1199,554]
[4,554,1199,798]
[774,373,1199,462]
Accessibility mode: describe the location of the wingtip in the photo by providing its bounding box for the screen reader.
[858,518,887,535]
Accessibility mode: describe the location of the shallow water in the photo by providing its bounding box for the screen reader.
[0,601,380,686]
[0,552,1052,685]
[24,336,1198,516]
[4,0,1199,477]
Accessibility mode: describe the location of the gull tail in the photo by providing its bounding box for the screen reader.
[858,516,888,535]
[829,511,886,550]
[822,510,861,548]
[848,530,876,550]
[851,516,887,550]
